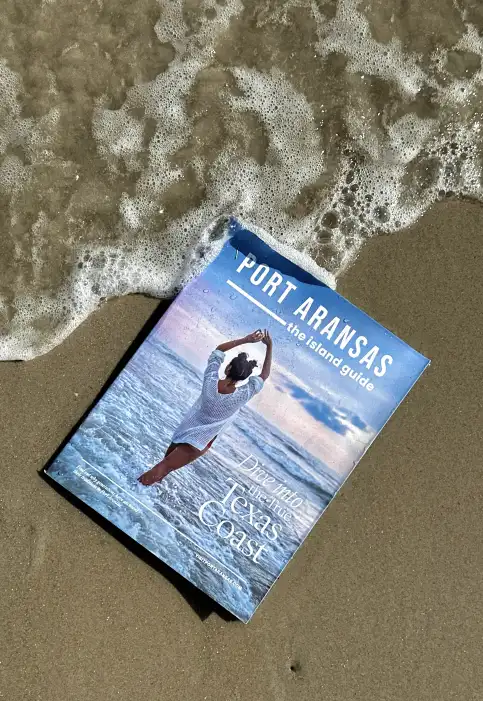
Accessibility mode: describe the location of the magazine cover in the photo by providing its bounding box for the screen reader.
[44,219,429,622]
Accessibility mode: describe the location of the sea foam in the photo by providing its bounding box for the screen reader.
[0,0,482,359]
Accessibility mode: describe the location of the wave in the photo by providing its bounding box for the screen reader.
[1,0,482,359]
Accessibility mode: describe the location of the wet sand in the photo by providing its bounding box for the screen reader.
[1,200,482,700]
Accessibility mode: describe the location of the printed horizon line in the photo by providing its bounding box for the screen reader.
[79,458,248,586]
[226,280,287,326]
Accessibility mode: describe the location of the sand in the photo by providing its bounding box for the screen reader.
[1,200,482,700]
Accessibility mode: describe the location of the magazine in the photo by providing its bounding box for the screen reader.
[44,219,430,622]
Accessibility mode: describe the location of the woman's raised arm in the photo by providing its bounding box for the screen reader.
[260,330,273,381]
[217,330,263,352]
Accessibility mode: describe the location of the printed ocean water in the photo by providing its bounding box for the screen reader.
[44,219,429,622]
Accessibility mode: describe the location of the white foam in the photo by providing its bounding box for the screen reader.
[1,0,483,360]
[313,0,428,98]
[0,154,27,193]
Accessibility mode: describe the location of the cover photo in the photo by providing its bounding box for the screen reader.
[45,219,429,622]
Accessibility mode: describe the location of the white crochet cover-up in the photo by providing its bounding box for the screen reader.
[170,349,264,450]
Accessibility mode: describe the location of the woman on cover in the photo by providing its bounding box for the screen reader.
[138,329,272,486]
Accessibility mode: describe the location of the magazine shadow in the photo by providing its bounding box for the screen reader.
[40,297,237,624]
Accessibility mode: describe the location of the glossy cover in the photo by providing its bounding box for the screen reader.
[45,220,429,622]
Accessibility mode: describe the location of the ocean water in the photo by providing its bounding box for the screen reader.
[1,0,482,360]
[47,336,341,621]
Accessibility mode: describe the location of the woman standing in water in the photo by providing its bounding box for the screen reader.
[138,329,272,486]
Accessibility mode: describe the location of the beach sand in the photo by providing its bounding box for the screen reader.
[1,200,482,700]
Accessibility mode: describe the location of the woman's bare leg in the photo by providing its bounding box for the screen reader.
[139,438,216,486]
[164,443,177,458]
[138,443,204,485]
